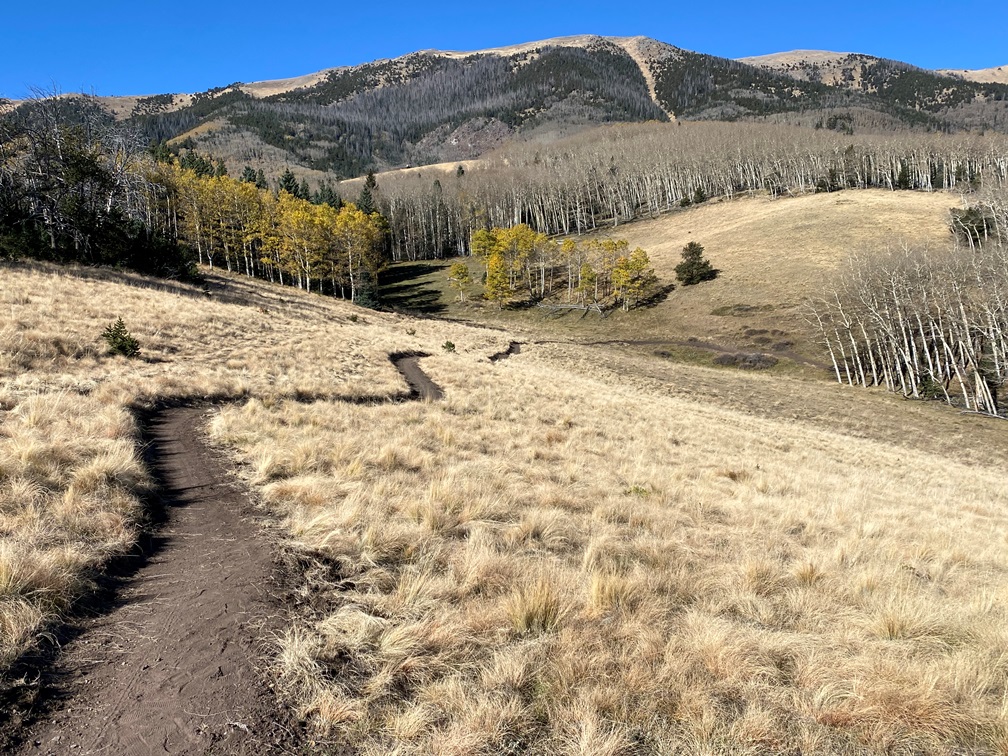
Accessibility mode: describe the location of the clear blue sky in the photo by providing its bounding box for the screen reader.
[2,1,1006,99]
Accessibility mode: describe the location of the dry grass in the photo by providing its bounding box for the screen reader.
[210,350,1008,753]
[396,190,961,366]
[3,186,1007,753]
[0,260,508,673]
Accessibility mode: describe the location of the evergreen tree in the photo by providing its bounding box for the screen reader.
[240,165,258,184]
[278,168,299,196]
[298,178,311,201]
[313,180,342,208]
[149,141,173,164]
[254,169,268,190]
[674,241,716,285]
[357,185,375,215]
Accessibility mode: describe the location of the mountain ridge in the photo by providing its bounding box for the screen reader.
[9,36,1007,181]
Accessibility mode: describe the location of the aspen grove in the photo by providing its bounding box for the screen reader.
[366,122,1008,260]
[810,191,1008,416]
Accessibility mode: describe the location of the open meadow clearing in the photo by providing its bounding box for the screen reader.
[1,186,1007,753]
[210,337,1008,754]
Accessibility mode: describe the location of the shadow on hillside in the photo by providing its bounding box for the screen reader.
[380,262,447,315]
[636,282,677,309]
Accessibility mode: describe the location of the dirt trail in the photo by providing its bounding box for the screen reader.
[12,407,300,755]
[8,355,446,754]
[489,341,523,362]
[391,352,444,399]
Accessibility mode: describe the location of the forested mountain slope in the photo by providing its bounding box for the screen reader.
[12,36,1008,181]
[740,50,1008,131]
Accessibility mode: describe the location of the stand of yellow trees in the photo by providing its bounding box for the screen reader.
[150,164,385,300]
[470,225,657,310]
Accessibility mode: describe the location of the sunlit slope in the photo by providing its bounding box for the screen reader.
[581,189,959,354]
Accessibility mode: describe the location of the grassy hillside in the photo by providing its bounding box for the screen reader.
[2,198,1007,752]
[381,189,962,369]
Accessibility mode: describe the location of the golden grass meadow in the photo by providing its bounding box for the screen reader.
[2,189,1008,753]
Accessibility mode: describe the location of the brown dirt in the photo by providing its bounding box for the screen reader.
[489,341,523,362]
[6,406,303,755]
[391,352,444,400]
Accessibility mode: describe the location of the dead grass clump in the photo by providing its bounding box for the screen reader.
[588,572,640,614]
[506,575,565,635]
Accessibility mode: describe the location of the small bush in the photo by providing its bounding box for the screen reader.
[101,317,140,358]
[442,340,456,353]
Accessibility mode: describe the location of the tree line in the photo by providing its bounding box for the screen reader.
[360,121,1008,261]
[810,191,1008,417]
[1,93,386,303]
[0,92,199,277]
[148,163,386,301]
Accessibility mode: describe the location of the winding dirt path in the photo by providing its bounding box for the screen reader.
[489,341,523,362]
[12,407,299,755]
[390,352,443,400]
[8,355,444,755]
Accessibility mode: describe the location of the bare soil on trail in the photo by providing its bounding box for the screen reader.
[7,407,302,756]
[489,341,523,362]
[4,355,447,755]
[391,352,444,400]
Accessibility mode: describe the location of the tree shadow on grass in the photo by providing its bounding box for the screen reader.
[635,283,677,309]
[380,262,447,315]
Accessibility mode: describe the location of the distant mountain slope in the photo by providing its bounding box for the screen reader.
[739,50,1008,121]
[127,35,668,176]
[14,37,1008,181]
[938,65,1008,85]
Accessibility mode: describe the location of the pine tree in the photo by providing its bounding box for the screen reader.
[278,169,299,196]
[675,241,716,285]
[240,165,258,184]
[313,180,342,208]
[357,185,375,215]
[101,317,140,358]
